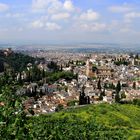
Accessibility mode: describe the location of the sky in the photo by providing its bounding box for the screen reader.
[0,0,140,45]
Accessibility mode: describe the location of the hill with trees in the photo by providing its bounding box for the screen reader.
[1,84,140,140]
[26,104,140,139]
[0,50,43,72]
[1,49,140,139]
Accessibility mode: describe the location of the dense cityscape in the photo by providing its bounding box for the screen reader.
[0,47,140,139]
[1,0,140,139]
[0,46,140,139]
[0,48,140,114]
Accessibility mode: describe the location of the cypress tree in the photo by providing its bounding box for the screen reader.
[115,92,121,103]
[0,60,4,72]
[60,64,63,71]
[115,81,121,103]
[42,69,45,78]
[116,81,121,93]
[97,79,102,90]
[87,96,90,104]
[133,82,136,89]
[79,86,86,105]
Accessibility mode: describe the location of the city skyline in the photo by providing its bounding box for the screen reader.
[0,0,140,45]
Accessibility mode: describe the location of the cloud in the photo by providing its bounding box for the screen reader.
[63,0,74,12]
[31,19,61,31]
[45,22,61,30]
[30,0,75,30]
[32,0,75,13]
[1,0,140,44]
[80,9,100,21]
[109,5,133,13]
[73,22,108,32]
[125,12,140,19]
[31,20,44,28]
[79,23,106,32]
[0,3,9,12]
[108,19,134,35]
[124,12,140,22]
[6,13,24,18]
[47,0,63,14]
[51,13,70,20]
[32,0,52,12]
[119,27,132,33]
[46,0,75,14]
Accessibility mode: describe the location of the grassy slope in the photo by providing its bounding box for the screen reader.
[27,104,140,140]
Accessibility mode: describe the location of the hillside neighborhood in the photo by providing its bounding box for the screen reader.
[1,48,140,115]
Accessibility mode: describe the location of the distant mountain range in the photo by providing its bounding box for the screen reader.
[0,43,140,53]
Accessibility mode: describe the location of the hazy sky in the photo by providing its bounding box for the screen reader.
[0,0,140,44]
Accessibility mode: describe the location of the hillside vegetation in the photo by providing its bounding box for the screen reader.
[1,86,140,140]
[25,104,140,140]
[0,51,43,72]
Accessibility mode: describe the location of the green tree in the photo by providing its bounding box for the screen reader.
[79,86,86,105]
[79,86,90,105]
[47,61,59,72]
[133,82,136,89]
[60,64,63,71]
[116,81,121,93]
[0,60,4,72]
[97,79,102,90]
[99,90,105,101]
[0,85,29,139]
[87,96,90,104]
[135,54,139,59]
[115,92,121,103]
[55,104,64,112]
[115,81,121,103]
[42,69,45,78]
